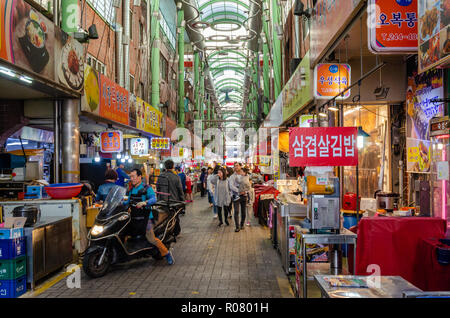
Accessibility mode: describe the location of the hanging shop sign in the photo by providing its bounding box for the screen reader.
[299,115,316,127]
[406,68,444,140]
[257,155,271,167]
[135,97,162,136]
[282,51,313,122]
[310,0,363,66]
[430,116,449,137]
[130,138,149,155]
[100,131,123,153]
[151,137,170,150]
[368,0,418,53]
[99,73,130,126]
[289,127,358,167]
[406,137,431,173]
[314,63,351,100]
[418,0,450,73]
[0,0,84,93]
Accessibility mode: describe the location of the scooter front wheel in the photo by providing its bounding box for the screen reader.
[83,247,111,278]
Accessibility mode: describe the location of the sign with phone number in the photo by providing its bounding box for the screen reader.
[368,0,418,53]
[314,64,351,99]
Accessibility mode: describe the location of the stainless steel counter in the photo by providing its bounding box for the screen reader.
[314,275,422,298]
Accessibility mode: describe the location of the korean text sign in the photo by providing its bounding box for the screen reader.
[314,64,351,99]
[368,0,418,53]
[151,137,170,150]
[289,127,358,166]
[100,131,123,153]
[99,74,130,126]
[130,138,149,155]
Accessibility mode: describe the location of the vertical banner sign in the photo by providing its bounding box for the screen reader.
[61,0,79,34]
[289,127,358,166]
[368,0,418,53]
[314,64,351,99]
[100,74,130,125]
[100,131,123,153]
[418,0,450,73]
[130,138,149,155]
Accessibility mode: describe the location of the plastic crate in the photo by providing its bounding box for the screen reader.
[0,256,27,280]
[0,228,24,240]
[0,237,26,260]
[0,276,27,298]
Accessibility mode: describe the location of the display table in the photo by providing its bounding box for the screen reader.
[299,229,357,298]
[354,217,447,290]
[413,238,450,291]
[314,275,422,298]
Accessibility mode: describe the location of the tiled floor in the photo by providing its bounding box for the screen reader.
[35,194,294,298]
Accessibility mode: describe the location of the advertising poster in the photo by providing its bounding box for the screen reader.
[0,0,13,61]
[11,0,55,80]
[406,68,444,140]
[99,73,130,126]
[81,64,100,114]
[100,131,123,153]
[289,127,358,167]
[54,29,84,92]
[407,137,431,173]
[299,115,316,127]
[368,0,418,53]
[314,63,351,99]
[418,0,450,73]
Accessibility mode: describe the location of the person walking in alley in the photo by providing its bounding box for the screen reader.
[209,167,231,227]
[229,162,243,232]
[175,166,187,200]
[115,163,129,187]
[156,160,184,202]
[206,167,218,218]
[199,168,207,197]
[237,167,251,230]
[226,166,235,219]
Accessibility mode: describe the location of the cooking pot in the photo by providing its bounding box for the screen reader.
[374,191,399,211]
[12,205,41,226]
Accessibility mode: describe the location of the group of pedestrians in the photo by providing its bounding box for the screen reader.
[205,162,255,232]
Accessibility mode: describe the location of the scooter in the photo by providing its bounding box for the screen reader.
[82,186,185,278]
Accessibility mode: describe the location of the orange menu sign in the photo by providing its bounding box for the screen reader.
[368,0,418,53]
[99,74,129,126]
[314,63,351,99]
[100,131,123,153]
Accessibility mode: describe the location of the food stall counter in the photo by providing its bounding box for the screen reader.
[0,199,87,253]
[314,275,422,298]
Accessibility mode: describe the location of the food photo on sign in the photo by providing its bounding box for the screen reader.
[11,0,55,77]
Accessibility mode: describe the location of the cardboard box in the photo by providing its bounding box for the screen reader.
[0,218,26,239]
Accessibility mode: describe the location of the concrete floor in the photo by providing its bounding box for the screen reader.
[32,194,295,298]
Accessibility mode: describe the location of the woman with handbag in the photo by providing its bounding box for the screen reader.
[209,167,232,227]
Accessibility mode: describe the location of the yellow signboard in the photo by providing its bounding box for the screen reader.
[136,97,162,136]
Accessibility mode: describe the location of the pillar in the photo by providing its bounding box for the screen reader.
[177,5,185,127]
[271,0,282,99]
[151,0,160,107]
[194,51,200,120]
[61,99,80,183]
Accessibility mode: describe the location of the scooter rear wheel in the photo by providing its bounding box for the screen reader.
[83,248,111,278]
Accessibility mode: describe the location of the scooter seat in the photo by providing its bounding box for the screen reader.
[125,236,153,253]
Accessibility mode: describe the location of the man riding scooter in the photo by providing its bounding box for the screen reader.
[127,168,174,265]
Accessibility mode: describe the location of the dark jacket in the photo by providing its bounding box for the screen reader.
[95,182,118,202]
[156,170,184,202]
[178,172,186,191]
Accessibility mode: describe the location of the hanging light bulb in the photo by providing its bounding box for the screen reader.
[128,158,133,163]
[117,153,122,159]
[94,152,100,162]
[121,158,126,163]
[124,152,130,160]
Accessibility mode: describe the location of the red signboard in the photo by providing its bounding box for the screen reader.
[99,74,130,125]
[368,0,418,53]
[289,127,358,166]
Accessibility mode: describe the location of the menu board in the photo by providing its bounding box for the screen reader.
[130,138,149,155]
[100,131,123,153]
[418,0,450,73]
[151,137,170,150]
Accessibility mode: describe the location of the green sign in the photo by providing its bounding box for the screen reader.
[282,51,313,122]
[61,0,79,34]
